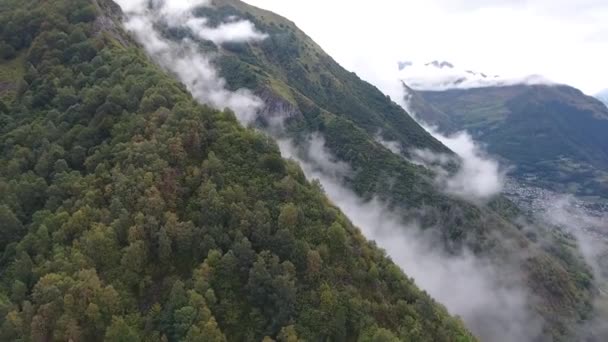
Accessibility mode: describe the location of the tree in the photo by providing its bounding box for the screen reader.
[246,252,296,334]
[278,325,299,342]
[0,100,8,114]
[359,327,400,342]
[0,205,24,251]
[172,306,196,340]
[104,317,140,342]
[70,6,97,23]
[306,250,322,281]
[81,224,121,272]
[184,317,226,342]
[157,228,173,267]
[0,43,16,60]
[278,203,299,230]
[328,222,347,260]
[54,86,78,110]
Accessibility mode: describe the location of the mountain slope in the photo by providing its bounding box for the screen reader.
[0,0,476,340]
[148,0,602,340]
[415,84,608,198]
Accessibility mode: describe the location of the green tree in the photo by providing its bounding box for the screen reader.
[0,205,23,251]
[0,42,16,60]
[104,317,140,342]
[278,203,299,230]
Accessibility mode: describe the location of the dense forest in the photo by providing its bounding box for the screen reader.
[0,0,478,340]
[191,1,597,340]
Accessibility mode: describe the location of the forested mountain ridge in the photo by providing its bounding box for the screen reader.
[415,84,608,198]
[0,0,478,340]
[184,1,600,340]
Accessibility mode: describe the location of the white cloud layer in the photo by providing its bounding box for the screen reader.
[244,0,608,94]
[278,136,543,342]
[398,60,553,91]
[187,18,268,44]
[115,0,267,124]
[398,90,506,202]
[411,130,505,202]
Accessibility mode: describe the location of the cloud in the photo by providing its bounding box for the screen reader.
[277,135,544,342]
[503,178,608,339]
[186,17,268,44]
[542,196,608,279]
[162,0,210,13]
[244,0,608,94]
[432,0,608,15]
[374,127,506,204]
[413,130,505,202]
[374,133,403,155]
[399,60,553,91]
[527,192,608,339]
[397,91,506,202]
[115,0,267,124]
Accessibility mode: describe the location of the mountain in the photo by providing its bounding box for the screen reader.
[0,0,476,340]
[0,0,601,340]
[134,0,604,340]
[397,59,548,91]
[412,84,608,198]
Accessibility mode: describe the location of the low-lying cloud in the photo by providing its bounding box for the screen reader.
[538,195,608,288]
[344,63,507,203]
[540,197,608,339]
[504,179,608,339]
[412,130,505,202]
[398,60,553,91]
[116,0,266,124]
[374,132,403,155]
[186,17,268,44]
[400,90,506,202]
[278,135,543,342]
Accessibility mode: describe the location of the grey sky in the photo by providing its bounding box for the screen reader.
[244,0,608,94]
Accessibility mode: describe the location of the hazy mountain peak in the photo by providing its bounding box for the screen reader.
[397,59,551,91]
[425,60,455,69]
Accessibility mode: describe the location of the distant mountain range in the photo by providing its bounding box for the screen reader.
[397,60,549,91]
[406,82,608,199]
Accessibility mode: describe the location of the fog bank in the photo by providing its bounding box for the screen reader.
[278,136,543,342]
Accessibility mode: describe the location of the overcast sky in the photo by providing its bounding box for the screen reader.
[243,0,608,95]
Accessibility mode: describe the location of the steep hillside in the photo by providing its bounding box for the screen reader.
[0,0,476,340]
[416,85,608,198]
[135,0,603,340]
